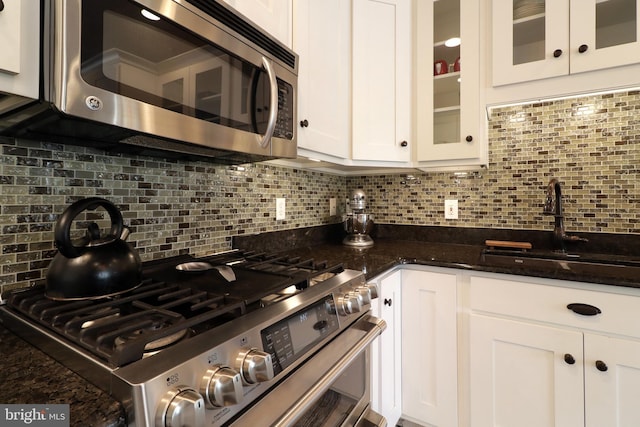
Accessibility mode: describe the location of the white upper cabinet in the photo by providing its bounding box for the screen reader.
[492,0,640,86]
[294,0,351,160]
[414,0,486,170]
[352,0,412,163]
[0,0,39,101]
[570,0,640,74]
[221,0,292,48]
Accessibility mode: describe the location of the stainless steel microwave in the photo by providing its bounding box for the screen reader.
[0,0,298,164]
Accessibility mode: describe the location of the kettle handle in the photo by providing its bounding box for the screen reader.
[54,197,124,258]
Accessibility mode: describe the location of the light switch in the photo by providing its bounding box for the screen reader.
[445,199,458,219]
[329,198,337,216]
[276,198,286,220]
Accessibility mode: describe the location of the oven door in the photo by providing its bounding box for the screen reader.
[231,314,387,427]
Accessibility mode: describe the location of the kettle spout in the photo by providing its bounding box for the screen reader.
[120,226,131,241]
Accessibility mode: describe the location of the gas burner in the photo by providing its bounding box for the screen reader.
[113,312,190,355]
[309,272,337,287]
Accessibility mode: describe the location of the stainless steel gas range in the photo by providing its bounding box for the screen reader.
[0,250,386,427]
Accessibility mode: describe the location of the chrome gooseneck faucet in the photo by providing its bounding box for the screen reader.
[543,178,588,252]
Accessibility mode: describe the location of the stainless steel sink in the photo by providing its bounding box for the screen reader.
[481,249,640,281]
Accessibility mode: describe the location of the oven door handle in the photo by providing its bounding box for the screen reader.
[275,315,386,427]
[233,314,386,426]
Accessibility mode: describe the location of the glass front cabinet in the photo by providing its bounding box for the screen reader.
[492,0,640,86]
[414,0,485,170]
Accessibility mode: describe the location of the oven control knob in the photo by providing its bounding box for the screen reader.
[354,286,372,305]
[155,386,205,427]
[235,348,275,384]
[336,292,362,315]
[354,283,379,305]
[200,365,244,408]
[365,282,379,299]
[325,298,337,314]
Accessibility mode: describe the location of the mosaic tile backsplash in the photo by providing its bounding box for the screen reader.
[1,89,639,291]
[0,139,346,291]
[348,90,640,233]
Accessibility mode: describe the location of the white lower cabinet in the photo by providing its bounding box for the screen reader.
[370,266,459,427]
[469,274,640,427]
[470,315,585,427]
[584,334,640,426]
[370,269,402,426]
[401,268,458,427]
[370,266,640,427]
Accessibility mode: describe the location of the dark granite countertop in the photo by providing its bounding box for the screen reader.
[255,239,640,289]
[234,224,640,289]
[2,224,639,427]
[0,326,126,427]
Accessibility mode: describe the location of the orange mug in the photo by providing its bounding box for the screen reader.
[434,60,448,75]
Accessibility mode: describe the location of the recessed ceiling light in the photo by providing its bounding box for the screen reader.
[141,9,161,21]
[445,37,461,47]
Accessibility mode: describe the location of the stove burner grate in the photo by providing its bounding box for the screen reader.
[4,278,247,367]
[237,252,344,289]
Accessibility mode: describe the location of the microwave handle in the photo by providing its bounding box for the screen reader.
[258,57,278,148]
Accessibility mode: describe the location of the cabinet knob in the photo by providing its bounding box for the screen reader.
[400,140,408,147]
[578,44,589,54]
[465,135,473,143]
[300,119,309,128]
[595,360,608,372]
[567,303,601,316]
[553,49,563,58]
[0,1,4,12]
[563,353,576,365]
[383,298,392,306]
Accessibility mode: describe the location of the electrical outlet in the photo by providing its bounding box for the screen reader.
[329,198,337,216]
[276,198,286,220]
[444,199,458,219]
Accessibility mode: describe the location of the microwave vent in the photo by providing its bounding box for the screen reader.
[185,0,297,70]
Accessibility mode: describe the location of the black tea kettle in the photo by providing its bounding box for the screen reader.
[46,197,142,300]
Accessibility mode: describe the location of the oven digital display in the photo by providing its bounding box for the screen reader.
[261,297,339,375]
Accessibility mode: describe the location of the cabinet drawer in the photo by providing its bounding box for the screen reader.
[470,275,640,338]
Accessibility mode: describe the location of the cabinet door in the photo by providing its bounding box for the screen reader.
[585,333,640,426]
[492,0,570,86]
[470,315,584,427]
[370,270,402,426]
[352,0,411,162]
[570,0,640,74]
[415,0,484,167]
[294,0,350,159]
[0,0,39,100]
[401,269,458,426]
[221,0,292,48]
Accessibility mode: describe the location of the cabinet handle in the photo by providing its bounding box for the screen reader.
[0,1,4,12]
[400,141,408,147]
[567,303,601,316]
[553,49,563,58]
[563,354,576,365]
[465,135,473,142]
[578,44,589,54]
[384,298,392,306]
[300,119,309,128]
[595,360,608,372]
